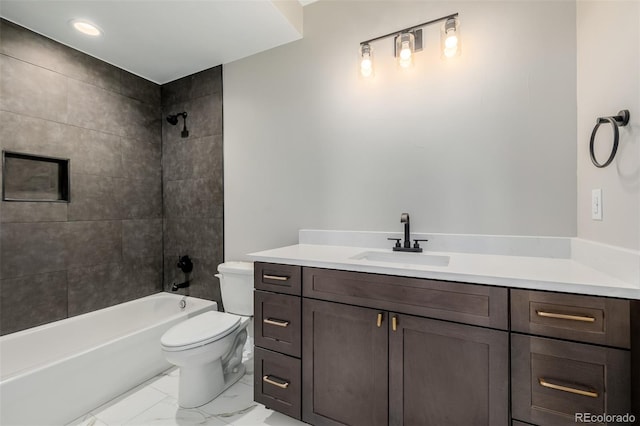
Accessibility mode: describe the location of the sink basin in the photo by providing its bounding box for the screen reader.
[350,251,450,267]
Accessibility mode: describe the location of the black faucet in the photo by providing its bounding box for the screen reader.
[388,213,427,252]
[171,255,192,293]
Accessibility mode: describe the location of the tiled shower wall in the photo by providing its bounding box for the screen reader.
[0,20,224,336]
[161,68,224,307]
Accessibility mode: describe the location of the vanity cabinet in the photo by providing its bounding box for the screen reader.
[510,290,636,426]
[301,267,509,426]
[253,263,303,420]
[253,262,639,426]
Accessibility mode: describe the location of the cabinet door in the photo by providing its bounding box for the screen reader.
[389,313,509,426]
[303,298,388,426]
[511,334,631,426]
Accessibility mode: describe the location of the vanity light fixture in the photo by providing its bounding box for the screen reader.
[70,19,102,37]
[359,12,459,77]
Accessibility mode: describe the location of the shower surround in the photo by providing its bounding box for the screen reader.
[0,19,224,335]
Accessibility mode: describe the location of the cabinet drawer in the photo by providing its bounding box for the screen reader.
[254,347,301,420]
[303,267,508,329]
[254,262,302,295]
[255,290,301,357]
[511,334,631,426]
[511,290,631,348]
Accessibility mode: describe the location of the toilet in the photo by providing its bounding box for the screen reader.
[160,261,254,408]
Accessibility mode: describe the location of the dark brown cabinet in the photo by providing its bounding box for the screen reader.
[301,268,510,426]
[389,313,509,426]
[302,298,388,426]
[253,263,303,420]
[510,290,637,426]
[254,262,639,426]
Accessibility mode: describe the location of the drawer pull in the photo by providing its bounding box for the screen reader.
[263,274,289,281]
[263,318,289,327]
[538,378,598,398]
[263,375,290,389]
[376,313,383,328]
[392,315,398,332]
[536,311,596,323]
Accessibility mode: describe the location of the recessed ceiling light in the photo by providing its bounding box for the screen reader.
[70,19,102,37]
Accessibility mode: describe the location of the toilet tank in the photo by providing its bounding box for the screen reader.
[217,261,254,316]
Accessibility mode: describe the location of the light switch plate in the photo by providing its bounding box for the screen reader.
[591,189,602,221]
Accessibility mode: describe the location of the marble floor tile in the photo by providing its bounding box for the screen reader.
[92,385,168,425]
[148,368,180,399]
[225,404,309,426]
[70,367,308,426]
[198,381,256,420]
[65,413,108,426]
[124,396,228,426]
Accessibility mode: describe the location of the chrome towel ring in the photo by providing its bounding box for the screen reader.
[589,109,630,168]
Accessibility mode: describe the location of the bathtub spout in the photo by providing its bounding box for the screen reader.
[171,280,190,292]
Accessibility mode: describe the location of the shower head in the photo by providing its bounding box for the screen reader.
[166,112,189,138]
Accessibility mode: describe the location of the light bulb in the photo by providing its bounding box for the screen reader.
[70,19,102,36]
[441,18,461,59]
[445,31,458,49]
[359,44,374,78]
[395,32,415,69]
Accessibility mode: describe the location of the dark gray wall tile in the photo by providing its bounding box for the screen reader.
[0,19,121,94]
[164,178,222,219]
[162,135,222,181]
[161,65,222,106]
[121,70,161,105]
[0,54,68,123]
[124,255,162,294]
[122,177,162,219]
[67,79,124,136]
[68,174,122,221]
[121,138,161,180]
[0,271,68,335]
[161,76,191,106]
[64,49,121,93]
[67,262,125,316]
[190,66,222,100]
[66,126,123,177]
[0,21,165,331]
[0,19,72,76]
[66,221,122,268]
[1,201,68,223]
[0,222,67,279]
[0,111,71,158]
[163,95,221,141]
[121,97,161,143]
[163,217,220,260]
[122,219,162,259]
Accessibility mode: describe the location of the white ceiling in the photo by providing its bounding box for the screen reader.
[0,1,307,84]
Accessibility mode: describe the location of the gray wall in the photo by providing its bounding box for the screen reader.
[576,1,640,250]
[161,67,225,307]
[223,1,578,260]
[0,20,163,334]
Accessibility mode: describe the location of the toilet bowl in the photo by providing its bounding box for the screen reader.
[160,261,254,408]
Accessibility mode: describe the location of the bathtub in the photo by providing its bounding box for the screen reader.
[0,292,216,426]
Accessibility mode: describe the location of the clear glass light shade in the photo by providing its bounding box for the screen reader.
[441,18,460,58]
[359,44,374,78]
[395,32,415,68]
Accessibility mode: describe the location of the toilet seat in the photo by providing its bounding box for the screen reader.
[161,311,241,352]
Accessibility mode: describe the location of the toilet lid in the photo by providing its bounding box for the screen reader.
[161,311,241,351]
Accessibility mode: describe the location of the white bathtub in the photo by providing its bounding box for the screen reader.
[0,292,216,426]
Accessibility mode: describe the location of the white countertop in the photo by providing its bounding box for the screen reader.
[249,243,640,300]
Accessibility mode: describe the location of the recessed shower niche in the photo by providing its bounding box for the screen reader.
[2,151,70,202]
